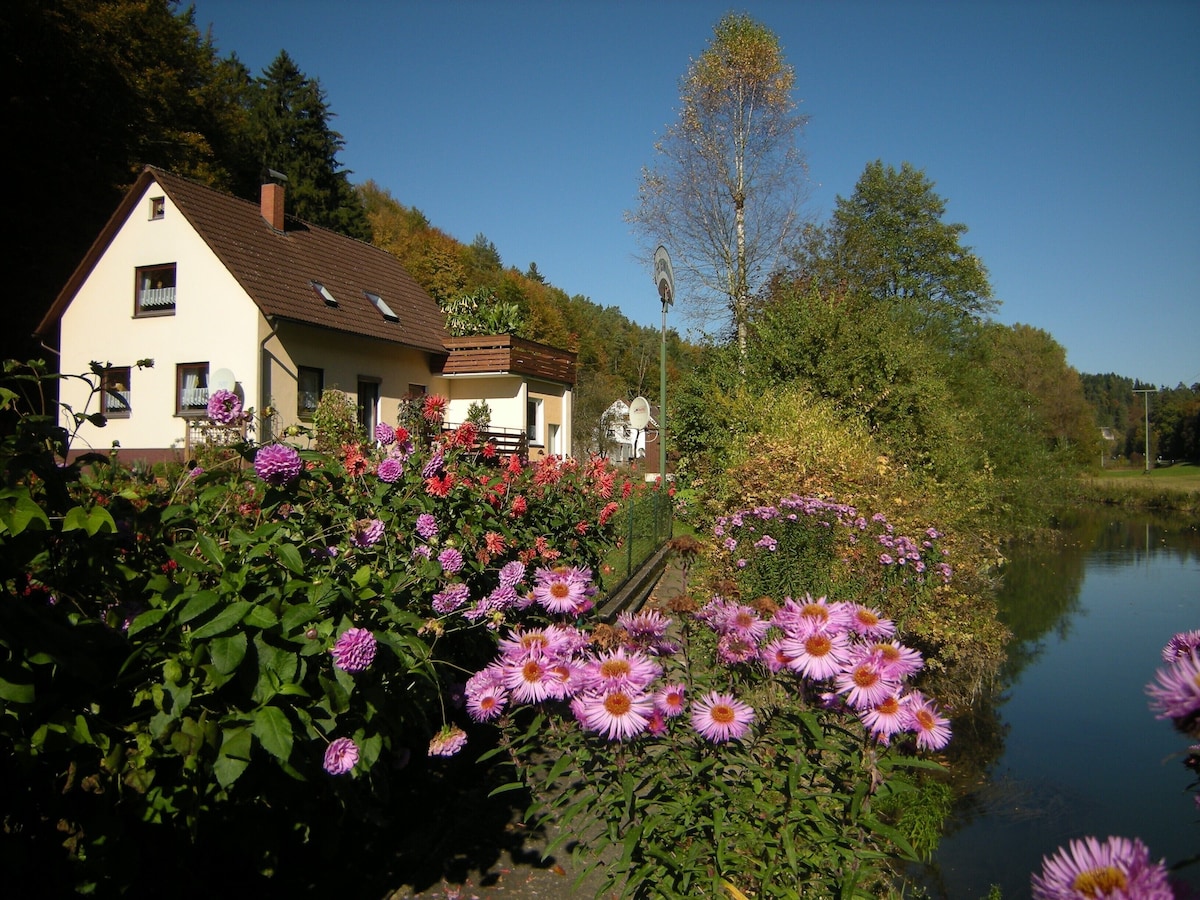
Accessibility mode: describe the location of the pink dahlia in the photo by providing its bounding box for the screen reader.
[207,388,243,425]
[323,737,359,775]
[376,457,403,483]
[351,518,385,549]
[691,690,754,743]
[374,422,396,445]
[1031,835,1173,900]
[254,443,302,486]
[331,627,377,672]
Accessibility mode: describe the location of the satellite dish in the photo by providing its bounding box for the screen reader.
[628,396,651,431]
[211,368,237,392]
[653,245,674,306]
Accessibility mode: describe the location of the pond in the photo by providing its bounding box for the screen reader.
[920,507,1200,899]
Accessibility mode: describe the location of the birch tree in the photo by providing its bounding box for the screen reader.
[628,14,807,361]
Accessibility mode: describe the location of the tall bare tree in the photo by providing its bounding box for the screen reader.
[628,14,807,361]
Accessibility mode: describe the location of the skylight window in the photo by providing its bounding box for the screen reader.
[364,291,399,323]
[310,281,337,307]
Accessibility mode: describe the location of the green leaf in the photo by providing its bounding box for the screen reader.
[250,706,294,762]
[188,600,252,640]
[0,672,35,703]
[209,633,248,675]
[2,493,50,534]
[215,727,253,788]
[178,590,220,624]
[196,533,225,567]
[276,543,304,575]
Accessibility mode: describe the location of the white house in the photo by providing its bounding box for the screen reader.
[36,167,576,462]
[603,398,658,464]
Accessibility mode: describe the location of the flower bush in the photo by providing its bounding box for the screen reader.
[469,492,959,898]
[0,361,628,894]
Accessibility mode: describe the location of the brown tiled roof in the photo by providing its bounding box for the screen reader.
[37,167,450,354]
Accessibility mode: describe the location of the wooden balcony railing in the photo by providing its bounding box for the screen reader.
[439,335,577,385]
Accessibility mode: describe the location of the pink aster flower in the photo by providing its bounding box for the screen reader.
[1162,630,1200,663]
[691,691,754,743]
[835,659,900,711]
[531,565,590,615]
[717,631,760,665]
[207,388,243,425]
[654,683,687,718]
[1031,835,1173,900]
[504,657,561,703]
[467,685,508,722]
[760,638,795,673]
[254,443,302,486]
[865,640,924,680]
[847,604,896,639]
[583,647,662,693]
[861,693,909,740]
[323,737,359,775]
[428,724,468,758]
[376,457,403,483]
[331,627,377,672]
[781,629,852,681]
[579,687,654,741]
[906,690,952,751]
[1146,651,1200,721]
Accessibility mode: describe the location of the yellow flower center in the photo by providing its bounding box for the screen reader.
[877,696,900,715]
[604,692,631,716]
[1072,866,1127,897]
[522,661,542,682]
[853,665,879,688]
[550,582,570,598]
[857,610,879,626]
[600,659,631,679]
[709,703,735,725]
[914,709,936,729]
[805,635,832,656]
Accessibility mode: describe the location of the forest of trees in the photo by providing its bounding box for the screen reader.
[1082,374,1200,464]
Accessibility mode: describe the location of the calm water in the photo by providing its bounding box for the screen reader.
[921,508,1200,899]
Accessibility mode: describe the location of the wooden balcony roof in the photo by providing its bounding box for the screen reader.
[439,334,577,385]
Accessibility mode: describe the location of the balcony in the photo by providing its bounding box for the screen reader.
[438,335,577,385]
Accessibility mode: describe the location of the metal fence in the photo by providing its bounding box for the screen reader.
[604,489,673,593]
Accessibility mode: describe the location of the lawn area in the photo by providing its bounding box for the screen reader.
[1090,462,1200,494]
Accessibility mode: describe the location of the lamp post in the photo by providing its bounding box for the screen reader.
[1133,386,1158,473]
[653,247,674,485]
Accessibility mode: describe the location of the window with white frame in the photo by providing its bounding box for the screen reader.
[100,366,132,418]
[135,263,176,315]
[176,362,209,416]
[149,196,165,220]
[526,396,543,445]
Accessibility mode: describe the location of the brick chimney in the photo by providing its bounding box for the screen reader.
[261,181,285,231]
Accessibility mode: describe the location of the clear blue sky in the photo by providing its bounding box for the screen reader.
[189,0,1199,388]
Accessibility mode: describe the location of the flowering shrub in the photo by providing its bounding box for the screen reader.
[471,493,958,898]
[0,364,626,894]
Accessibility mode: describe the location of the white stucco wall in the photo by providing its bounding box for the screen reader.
[58,179,261,457]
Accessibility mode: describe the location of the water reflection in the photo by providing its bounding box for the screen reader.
[919,508,1200,899]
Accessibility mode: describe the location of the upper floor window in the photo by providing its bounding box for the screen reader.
[136,263,176,316]
[298,366,323,418]
[177,362,208,417]
[149,196,165,220]
[100,366,132,418]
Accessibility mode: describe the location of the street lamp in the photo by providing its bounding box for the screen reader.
[1133,386,1158,473]
[653,246,674,484]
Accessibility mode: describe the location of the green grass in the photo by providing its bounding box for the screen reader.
[1090,462,1200,493]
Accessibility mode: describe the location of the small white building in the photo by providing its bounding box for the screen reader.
[37,167,576,462]
[603,399,657,464]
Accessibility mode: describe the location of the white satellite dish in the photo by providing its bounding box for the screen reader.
[211,368,237,392]
[628,396,651,431]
